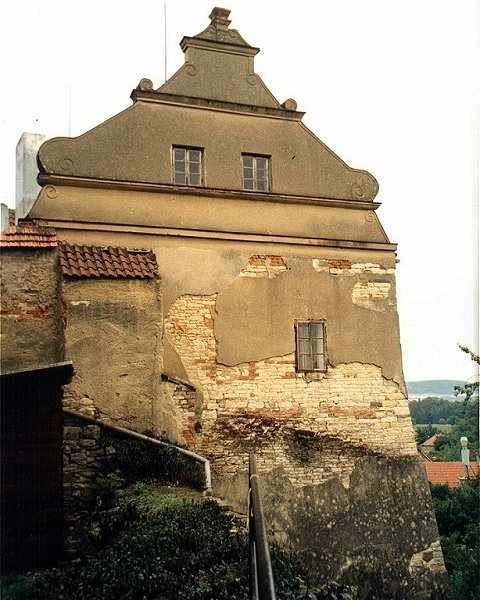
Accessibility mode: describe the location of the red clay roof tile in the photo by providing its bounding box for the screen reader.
[420,435,438,448]
[0,225,58,248]
[424,461,478,488]
[59,243,158,280]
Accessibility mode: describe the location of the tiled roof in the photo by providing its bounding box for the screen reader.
[59,243,158,279]
[424,461,479,488]
[0,225,58,248]
[420,435,438,448]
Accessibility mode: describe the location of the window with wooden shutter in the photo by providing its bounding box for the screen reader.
[295,321,327,372]
[173,147,203,186]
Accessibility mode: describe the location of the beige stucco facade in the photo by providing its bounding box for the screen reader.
[24,8,447,597]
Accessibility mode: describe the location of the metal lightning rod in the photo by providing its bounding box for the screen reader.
[164,1,167,82]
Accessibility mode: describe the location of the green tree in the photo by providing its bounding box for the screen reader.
[431,477,480,600]
[429,345,479,462]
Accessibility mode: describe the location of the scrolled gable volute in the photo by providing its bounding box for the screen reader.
[37,7,378,203]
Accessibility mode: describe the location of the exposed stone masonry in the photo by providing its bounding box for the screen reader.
[63,414,114,556]
[409,541,447,576]
[164,274,417,485]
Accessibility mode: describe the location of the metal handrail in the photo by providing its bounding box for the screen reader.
[248,453,276,600]
[62,408,212,493]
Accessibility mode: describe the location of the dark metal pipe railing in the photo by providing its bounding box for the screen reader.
[248,453,276,600]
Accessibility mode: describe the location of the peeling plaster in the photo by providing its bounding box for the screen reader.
[214,257,405,389]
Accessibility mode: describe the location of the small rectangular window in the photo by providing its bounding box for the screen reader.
[173,147,203,186]
[242,154,270,192]
[295,321,327,372]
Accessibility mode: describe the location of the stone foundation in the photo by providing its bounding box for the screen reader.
[62,413,114,556]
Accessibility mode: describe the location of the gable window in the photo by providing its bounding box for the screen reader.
[173,147,203,186]
[242,155,269,192]
[295,321,327,372]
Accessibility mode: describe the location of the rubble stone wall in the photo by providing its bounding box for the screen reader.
[62,414,106,555]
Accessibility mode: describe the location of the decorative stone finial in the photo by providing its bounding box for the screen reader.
[183,7,255,51]
[208,7,231,29]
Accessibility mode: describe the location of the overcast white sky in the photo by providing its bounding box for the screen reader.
[1,0,479,383]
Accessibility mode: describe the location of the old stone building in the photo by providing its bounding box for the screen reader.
[2,7,447,597]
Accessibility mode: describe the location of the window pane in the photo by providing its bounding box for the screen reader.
[256,157,267,169]
[189,173,200,185]
[313,354,325,371]
[190,161,200,174]
[256,179,267,191]
[311,338,324,355]
[310,322,324,338]
[174,148,185,161]
[175,160,186,172]
[298,354,313,371]
[243,166,254,178]
[256,170,267,182]
[174,171,186,184]
[243,156,253,168]
[189,150,201,162]
[297,322,309,338]
[298,339,311,354]
[244,179,254,190]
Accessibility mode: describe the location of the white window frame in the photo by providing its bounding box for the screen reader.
[241,154,270,192]
[172,146,203,186]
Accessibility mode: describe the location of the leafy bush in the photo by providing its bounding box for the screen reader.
[4,500,248,600]
[431,477,480,600]
[100,429,205,489]
[3,488,361,600]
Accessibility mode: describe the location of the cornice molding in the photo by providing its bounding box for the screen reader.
[38,174,381,212]
[130,89,304,121]
[33,218,397,253]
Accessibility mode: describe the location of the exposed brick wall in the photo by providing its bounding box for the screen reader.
[352,281,392,311]
[164,285,417,485]
[239,255,288,278]
[312,259,395,276]
[155,379,199,446]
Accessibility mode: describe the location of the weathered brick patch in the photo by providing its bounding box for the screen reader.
[312,259,395,276]
[164,293,417,485]
[239,255,288,278]
[352,281,392,311]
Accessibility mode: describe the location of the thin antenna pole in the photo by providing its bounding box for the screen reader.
[164,1,167,82]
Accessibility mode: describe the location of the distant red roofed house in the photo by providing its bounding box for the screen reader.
[418,434,438,456]
[424,461,479,488]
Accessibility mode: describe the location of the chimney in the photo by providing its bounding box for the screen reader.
[16,132,46,221]
[460,436,470,479]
